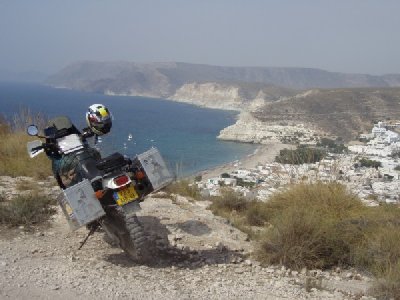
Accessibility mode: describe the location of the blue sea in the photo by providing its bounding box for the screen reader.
[0,82,256,176]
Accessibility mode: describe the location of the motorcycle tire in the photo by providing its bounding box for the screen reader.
[101,207,151,263]
[124,214,151,262]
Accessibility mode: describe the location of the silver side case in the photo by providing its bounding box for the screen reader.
[137,147,173,191]
[57,179,105,231]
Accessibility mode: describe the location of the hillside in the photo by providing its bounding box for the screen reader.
[252,88,400,141]
[0,176,371,299]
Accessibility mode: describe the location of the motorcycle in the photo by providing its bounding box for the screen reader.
[26,115,173,261]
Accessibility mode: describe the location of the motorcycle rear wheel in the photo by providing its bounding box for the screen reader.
[101,207,151,263]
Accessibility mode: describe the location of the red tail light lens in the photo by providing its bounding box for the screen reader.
[113,175,129,187]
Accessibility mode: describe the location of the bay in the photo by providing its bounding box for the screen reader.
[0,81,256,176]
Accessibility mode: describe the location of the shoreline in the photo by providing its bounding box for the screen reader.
[195,143,288,180]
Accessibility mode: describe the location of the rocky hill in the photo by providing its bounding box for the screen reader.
[168,82,297,110]
[251,88,400,141]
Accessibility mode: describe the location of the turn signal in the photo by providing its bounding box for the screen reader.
[113,175,129,187]
[135,171,145,180]
[95,190,105,199]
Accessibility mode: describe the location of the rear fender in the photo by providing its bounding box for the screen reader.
[121,201,141,217]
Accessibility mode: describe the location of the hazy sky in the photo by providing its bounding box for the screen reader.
[1,0,399,75]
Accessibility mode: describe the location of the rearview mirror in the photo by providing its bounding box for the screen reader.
[27,125,39,136]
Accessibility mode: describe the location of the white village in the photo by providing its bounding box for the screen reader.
[198,121,400,206]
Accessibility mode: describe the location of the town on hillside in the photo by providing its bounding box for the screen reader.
[197,121,400,206]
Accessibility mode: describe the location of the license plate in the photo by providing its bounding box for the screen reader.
[113,185,139,206]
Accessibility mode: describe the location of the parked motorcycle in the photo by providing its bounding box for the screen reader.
[27,114,173,261]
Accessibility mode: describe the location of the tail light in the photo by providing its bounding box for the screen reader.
[113,175,130,187]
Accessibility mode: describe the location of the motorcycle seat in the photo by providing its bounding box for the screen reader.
[96,152,127,173]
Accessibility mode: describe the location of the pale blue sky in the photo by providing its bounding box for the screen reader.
[0,0,399,75]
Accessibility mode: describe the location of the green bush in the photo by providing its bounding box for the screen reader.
[358,158,382,169]
[317,137,348,154]
[275,147,326,164]
[236,178,256,188]
[0,192,56,226]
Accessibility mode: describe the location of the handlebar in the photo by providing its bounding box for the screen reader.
[31,145,44,152]
[32,142,59,154]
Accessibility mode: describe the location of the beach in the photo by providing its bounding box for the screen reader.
[197,143,289,180]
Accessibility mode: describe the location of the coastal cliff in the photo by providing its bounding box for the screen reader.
[218,112,318,144]
[168,83,243,110]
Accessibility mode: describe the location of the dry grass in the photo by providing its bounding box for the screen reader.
[370,260,400,300]
[0,112,51,179]
[251,182,400,299]
[0,131,52,178]
[209,189,249,216]
[208,189,264,238]
[0,191,56,226]
[15,179,38,191]
[8,107,48,132]
[255,183,366,269]
[164,179,202,200]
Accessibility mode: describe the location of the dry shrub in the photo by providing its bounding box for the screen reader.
[0,114,10,135]
[358,224,400,300]
[8,107,47,132]
[252,182,400,298]
[16,179,38,191]
[208,189,263,238]
[256,182,366,269]
[164,180,201,200]
[0,192,56,226]
[209,189,250,216]
[369,260,400,300]
[244,201,270,226]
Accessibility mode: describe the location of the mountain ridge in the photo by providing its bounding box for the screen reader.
[47,61,400,95]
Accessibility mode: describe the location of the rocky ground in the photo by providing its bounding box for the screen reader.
[0,176,375,299]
